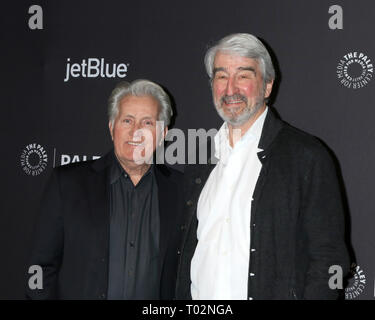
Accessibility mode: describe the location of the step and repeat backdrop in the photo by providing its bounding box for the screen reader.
[1,0,374,299]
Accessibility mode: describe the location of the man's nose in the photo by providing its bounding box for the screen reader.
[127,122,140,137]
[131,123,144,141]
[225,76,238,96]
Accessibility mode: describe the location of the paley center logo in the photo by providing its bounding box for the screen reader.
[20,143,48,176]
[337,52,373,89]
[20,143,102,176]
[345,263,366,299]
[64,58,129,82]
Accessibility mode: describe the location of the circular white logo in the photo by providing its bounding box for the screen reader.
[337,51,373,89]
[345,263,366,299]
[20,143,48,176]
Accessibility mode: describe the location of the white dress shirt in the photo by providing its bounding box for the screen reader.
[191,107,268,300]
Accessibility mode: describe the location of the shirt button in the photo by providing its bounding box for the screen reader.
[251,248,256,253]
[248,297,253,300]
[250,273,255,277]
[177,250,181,255]
[129,241,134,247]
[195,178,202,184]
[181,225,186,231]
[100,293,106,299]
[225,217,229,223]
[252,223,256,227]
[186,200,193,207]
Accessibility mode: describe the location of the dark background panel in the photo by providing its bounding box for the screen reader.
[1,0,374,299]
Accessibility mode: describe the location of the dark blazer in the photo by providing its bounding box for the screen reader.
[176,108,350,300]
[26,151,183,300]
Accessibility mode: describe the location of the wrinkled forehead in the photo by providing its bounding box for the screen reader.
[213,52,260,73]
[215,50,259,63]
[118,94,160,116]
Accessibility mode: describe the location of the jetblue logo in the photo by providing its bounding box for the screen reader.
[64,58,129,82]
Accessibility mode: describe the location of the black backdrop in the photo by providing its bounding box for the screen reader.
[1,0,374,299]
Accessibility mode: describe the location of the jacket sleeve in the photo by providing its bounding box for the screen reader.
[301,146,350,299]
[25,169,64,299]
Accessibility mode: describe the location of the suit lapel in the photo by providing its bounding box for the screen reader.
[257,107,284,158]
[252,107,284,216]
[89,152,112,238]
[87,168,110,246]
[155,165,177,261]
[82,152,112,297]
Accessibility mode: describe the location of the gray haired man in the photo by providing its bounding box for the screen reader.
[176,33,350,300]
[27,79,183,299]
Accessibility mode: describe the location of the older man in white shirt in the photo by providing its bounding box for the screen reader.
[191,108,267,299]
[176,33,349,300]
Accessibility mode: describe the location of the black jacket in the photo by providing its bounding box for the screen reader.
[26,151,183,299]
[176,108,350,300]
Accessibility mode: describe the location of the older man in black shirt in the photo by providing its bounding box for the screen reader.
[26,79,183,300]
[108,154,160,299]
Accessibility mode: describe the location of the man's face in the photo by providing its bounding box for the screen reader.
[212,52,273,127]
[109,95,163,167]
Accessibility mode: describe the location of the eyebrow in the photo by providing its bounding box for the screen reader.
[123,114,155,120]
[213,67,226,76]
[213,66,257,76]
[238,66,257,75]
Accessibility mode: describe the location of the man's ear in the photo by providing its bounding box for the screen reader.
[264,80,274,99]
[108,121,114,141]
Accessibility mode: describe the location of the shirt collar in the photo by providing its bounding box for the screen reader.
[214,107,268,162]
[110,150,154,185]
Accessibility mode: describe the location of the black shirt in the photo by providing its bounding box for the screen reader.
[107,153,160,299]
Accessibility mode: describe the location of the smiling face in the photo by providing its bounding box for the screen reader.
[109,95,163,169]
[212,52,273,129]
